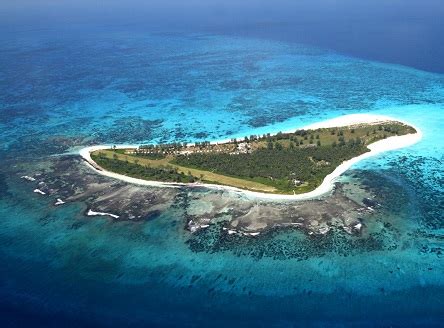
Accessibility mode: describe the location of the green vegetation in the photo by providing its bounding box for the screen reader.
[91,153,196,183]
[92,150,278,193]
[90,122,416,194]
[173,143,366,192]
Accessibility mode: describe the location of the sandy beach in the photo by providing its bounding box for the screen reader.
[79,114,422,201]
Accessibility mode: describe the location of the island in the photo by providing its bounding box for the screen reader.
[80,114,420,198]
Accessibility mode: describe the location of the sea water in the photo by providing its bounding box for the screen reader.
[0,31,443,326]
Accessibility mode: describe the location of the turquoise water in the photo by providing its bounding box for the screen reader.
[0,31,443,326]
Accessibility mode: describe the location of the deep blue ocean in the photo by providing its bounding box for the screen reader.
[1,1,444,326]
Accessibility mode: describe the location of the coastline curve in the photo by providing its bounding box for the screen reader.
[79,114,423,201]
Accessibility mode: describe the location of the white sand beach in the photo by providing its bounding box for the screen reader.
[79,114,422,201]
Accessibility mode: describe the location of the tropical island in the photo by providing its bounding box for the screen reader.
[81,115,420,197]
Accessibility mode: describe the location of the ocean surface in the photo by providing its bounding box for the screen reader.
[1,30,444,327]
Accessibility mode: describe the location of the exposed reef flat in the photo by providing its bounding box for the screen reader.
[18,156,177,221]
[18,155,380,237]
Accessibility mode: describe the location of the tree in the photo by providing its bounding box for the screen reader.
[317,140,321,146]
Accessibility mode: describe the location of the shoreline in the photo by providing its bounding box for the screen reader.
[79,114,422,201]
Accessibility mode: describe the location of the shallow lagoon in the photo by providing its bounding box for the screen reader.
[0,32,443,326]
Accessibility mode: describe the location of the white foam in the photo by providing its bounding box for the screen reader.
[21,175,36,181]
[54,198,65,206]
[244,232,261,236]
[87,209,119,219]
